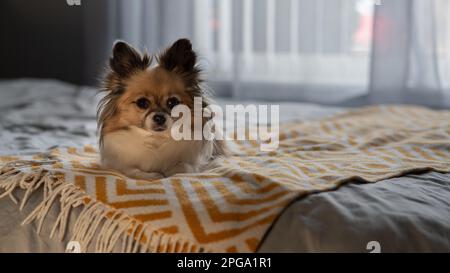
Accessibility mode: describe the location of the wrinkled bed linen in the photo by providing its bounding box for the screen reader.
[260,171,450,252]
[0,79,449,252]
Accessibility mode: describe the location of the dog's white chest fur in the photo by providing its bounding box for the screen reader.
[100,126,212,179]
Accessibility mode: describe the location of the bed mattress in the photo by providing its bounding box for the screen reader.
[0,79,449,252]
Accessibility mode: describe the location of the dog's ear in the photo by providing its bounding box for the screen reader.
[109,40,151,78]
[158,38,197,72]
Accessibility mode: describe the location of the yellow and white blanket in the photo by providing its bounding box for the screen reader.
[1,105,449,252]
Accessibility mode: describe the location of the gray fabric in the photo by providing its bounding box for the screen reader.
[0,189,69,252]
[0,79,449,252]
[0,79,98,156]
[259,172,450,253]
[0,188,125,253]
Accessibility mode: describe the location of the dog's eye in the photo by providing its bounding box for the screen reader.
[135,98,150,109]
[166,97,180,109]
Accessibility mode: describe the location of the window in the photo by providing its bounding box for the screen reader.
[110,0,449,105]
[194,0,376,91]
[436,0,450,90]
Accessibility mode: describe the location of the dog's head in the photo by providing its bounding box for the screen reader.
[98,39,205,144]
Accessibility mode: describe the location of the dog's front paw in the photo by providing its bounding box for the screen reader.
[164,163,197,177]
[141,172,165,180]
[125,169,165,180]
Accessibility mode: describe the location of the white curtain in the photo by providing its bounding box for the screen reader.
[370,0,450,107]
[86,0,450,108]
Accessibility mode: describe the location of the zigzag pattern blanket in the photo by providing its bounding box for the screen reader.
[1,105,449,252]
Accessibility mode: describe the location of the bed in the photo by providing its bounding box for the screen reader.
[0,79,449,252]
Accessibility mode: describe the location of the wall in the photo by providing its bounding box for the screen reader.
[0,0,86,84]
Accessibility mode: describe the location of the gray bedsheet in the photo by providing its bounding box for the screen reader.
[260,172,450,252]
[0,79,449,252]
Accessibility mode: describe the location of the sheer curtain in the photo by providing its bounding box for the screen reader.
[370,0,450,107]
[85,0,450,108]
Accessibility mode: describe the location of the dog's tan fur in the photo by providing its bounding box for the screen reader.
[97,39,225,179]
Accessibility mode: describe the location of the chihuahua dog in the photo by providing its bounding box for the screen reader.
[97,39,225,180]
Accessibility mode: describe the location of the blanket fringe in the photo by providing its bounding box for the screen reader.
[0,161,205,253]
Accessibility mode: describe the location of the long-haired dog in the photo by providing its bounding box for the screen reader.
[97,39,225,180]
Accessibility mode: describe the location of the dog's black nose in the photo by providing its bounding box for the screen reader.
[152,114,166,125]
